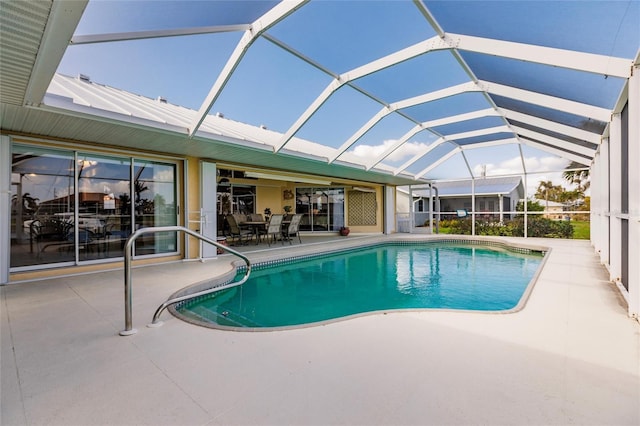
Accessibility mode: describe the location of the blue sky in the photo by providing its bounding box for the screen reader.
[55,0,639,193]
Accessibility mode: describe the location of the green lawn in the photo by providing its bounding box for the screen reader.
[570,221,590,239]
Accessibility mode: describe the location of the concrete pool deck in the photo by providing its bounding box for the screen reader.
[2,235,639,425]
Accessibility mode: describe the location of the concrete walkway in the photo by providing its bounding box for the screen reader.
[2,235,639,425]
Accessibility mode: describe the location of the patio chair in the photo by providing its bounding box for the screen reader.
[250,213,264,222]
[282,213,303,244]
[264,214,284,247]
[225,214,252,245]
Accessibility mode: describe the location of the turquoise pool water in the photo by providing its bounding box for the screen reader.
[177,243,544,329]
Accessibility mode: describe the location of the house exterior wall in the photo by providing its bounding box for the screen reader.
[2,133,387,283]
[440,192,519,219]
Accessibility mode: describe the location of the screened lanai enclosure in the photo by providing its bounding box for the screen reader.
[0,1,638,318]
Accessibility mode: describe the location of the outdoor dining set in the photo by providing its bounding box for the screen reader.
[223,213,303,246]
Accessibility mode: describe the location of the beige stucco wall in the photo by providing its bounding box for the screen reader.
[185,157,201,259]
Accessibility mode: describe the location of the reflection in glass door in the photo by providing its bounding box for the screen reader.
[76,154,131,260]
[133,160,177,256]
[10,146,75,267]
[295,187,344,232]
[10,144,179,269]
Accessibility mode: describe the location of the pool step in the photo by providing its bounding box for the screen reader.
[189,304,261,328]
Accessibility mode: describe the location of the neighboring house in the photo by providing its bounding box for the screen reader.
[398,176,525,224]
[532,198,566,220]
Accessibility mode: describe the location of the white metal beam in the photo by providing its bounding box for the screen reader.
[479,80,612,122]
[70,25,250,45]
[262,33,338,78]
[274,79,344,152]
[446,33,631,79]
[422,107,500,129]
[23,0,88,106]
[512,125,596,157]
[188,0,307,138]
[393,125,510,175]
[393,81,479,110]
[394,138,447,175]
[502,109,602,144]
[519,138,591,166]
[275,35,452,152]
[413,0,445,38]
[366,124,427,170]
[459,138,518,150]
[448,125,512,141]
[329,106,394,163]
[344,35,448,81]
[365,108,500,170]
[415,147,461,179]
[331,97,500,166]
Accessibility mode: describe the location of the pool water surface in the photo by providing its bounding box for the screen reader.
[177,243,544,329]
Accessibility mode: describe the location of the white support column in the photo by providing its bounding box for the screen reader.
[200,161,218,259]
[384,186,395,235]
[471,179,476,236]
[627,64,639,319]
[1,135,11,284]
[429,185,434,233]
[519,145,528,238]
[523,174,528,238]
[590,150,602,254]
[600,139,610,265]
[609,113,622,286]
[409,186,415,233]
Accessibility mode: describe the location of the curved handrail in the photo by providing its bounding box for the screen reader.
[119,225,251,336]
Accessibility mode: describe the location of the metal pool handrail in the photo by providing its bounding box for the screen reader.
[119,225,251,336]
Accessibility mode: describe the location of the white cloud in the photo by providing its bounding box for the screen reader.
[471,155,572,196]
[353,140,578,196]
[352,139,434,162]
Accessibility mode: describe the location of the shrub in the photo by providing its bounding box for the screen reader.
[436,216,573,239]
[511,216,573,238]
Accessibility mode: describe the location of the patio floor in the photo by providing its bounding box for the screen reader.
[2,234,639,425]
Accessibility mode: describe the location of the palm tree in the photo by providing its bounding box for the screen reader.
[535,180,558,211]
[563,161,590,194]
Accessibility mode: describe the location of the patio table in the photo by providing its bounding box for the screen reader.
[240,221,268,245]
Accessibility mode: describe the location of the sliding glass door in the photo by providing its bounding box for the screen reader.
[10,144,178,269]
[11,146,75,266]
[295,187,344,232]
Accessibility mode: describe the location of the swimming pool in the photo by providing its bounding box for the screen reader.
[175,241,545,330]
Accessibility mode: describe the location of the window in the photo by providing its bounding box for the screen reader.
[10,144,179,269]
[216,185,256,215]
